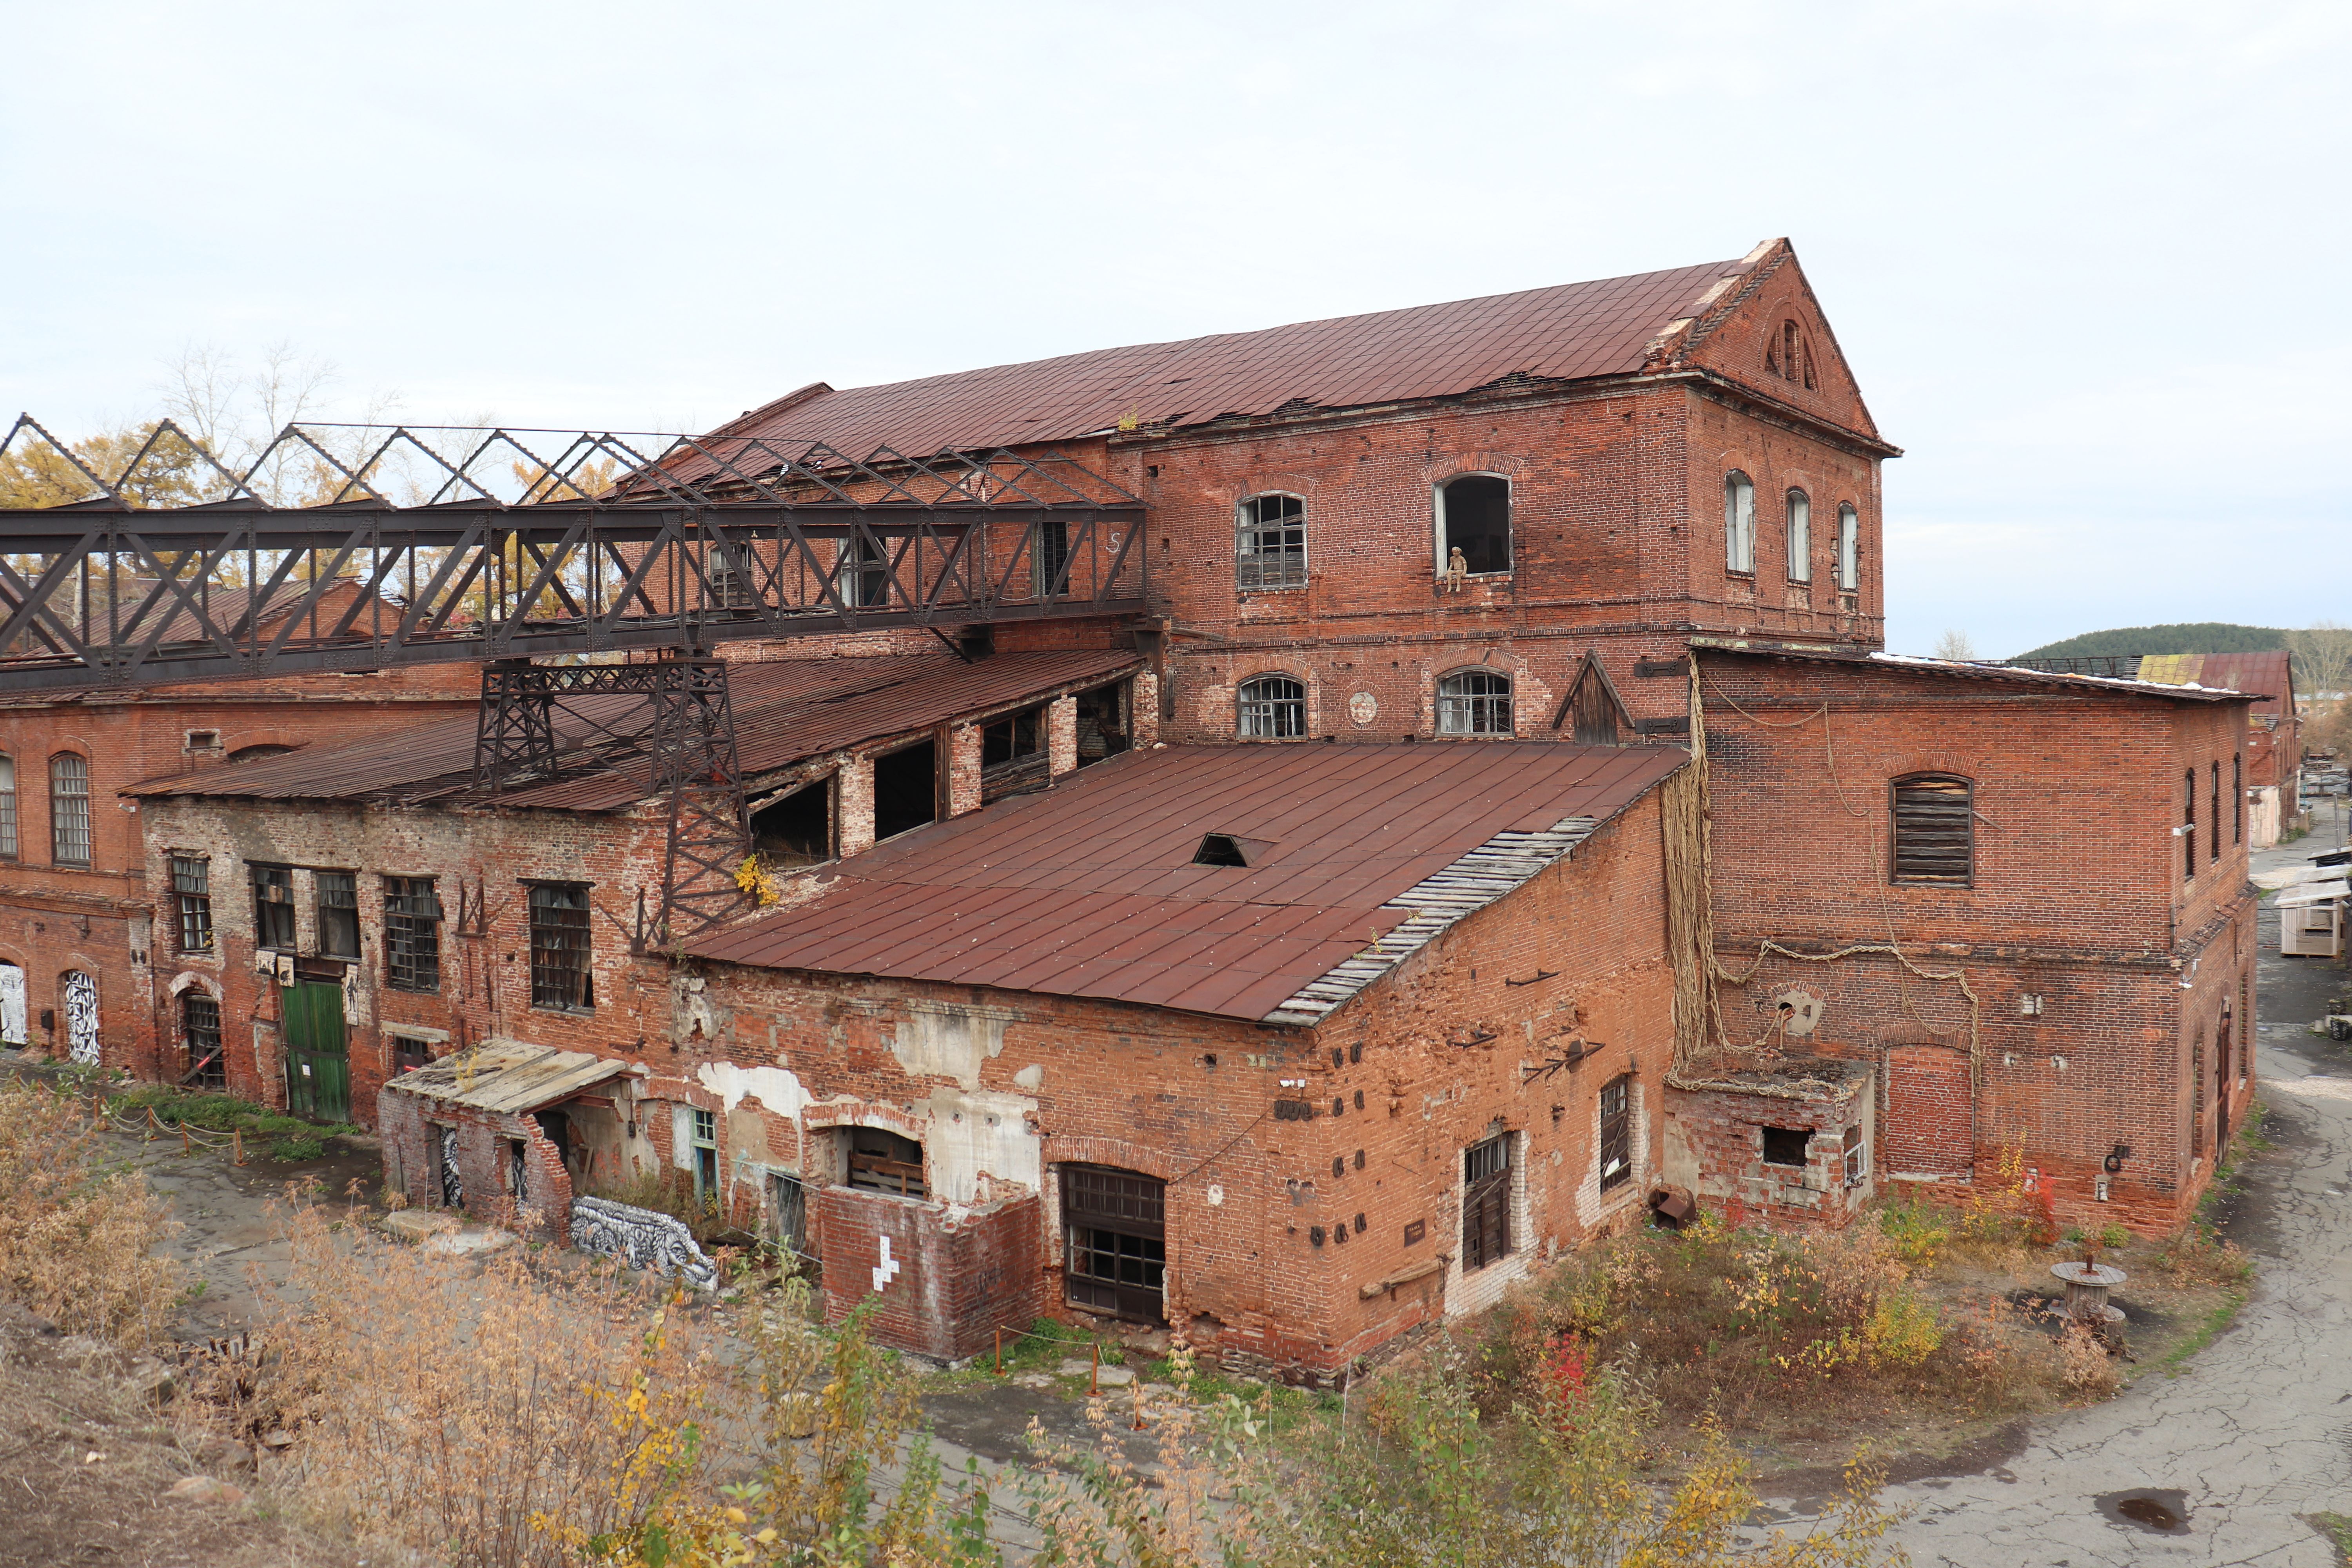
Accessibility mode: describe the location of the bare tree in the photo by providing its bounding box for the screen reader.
[2288,621,2352,701]
[1933,629,1977,661]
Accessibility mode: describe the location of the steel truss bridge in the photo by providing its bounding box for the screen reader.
[0,416,1152,935]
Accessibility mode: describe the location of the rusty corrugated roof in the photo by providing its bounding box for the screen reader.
[123,648,1140,807]
[686,742,1687,1023]
[714,258,1755,456]
[2135,651,2291,713]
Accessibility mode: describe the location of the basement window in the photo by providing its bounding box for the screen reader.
[1236,493,1307,590]
[527,882,593,1012]
[250,863,296,951]
[1762,1127,1811,1167]
[1890,774,1973,886]
[1237,675,1306,739]
[751,778,833,866]
[1462,1133,1513,1270]
[316,871,360,959]
[873,740,938,840]
[1598,1075,1632,1192]
[846,1128,926,1200]
[1436,475,1510,577]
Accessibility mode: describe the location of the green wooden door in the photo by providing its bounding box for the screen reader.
[281,982,349,1123]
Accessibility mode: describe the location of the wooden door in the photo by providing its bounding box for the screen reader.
[281,982,349,1122]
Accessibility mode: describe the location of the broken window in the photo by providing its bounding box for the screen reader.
[1437,475,1510,577]
[0,755,15,859]
[1786,490,1811,583]
[1843,1125,1868,1186]
[49,753,89,866]
[1837,504,1860,592]
[171,855,212,953]
[316,870,360,959]
[1062,1163,1166,1323]
[840,532,889,608]
[1889,774,1973,886]
[527,882,593,1012]
[768,1171,813,1260]
[1762,1126,1811,1167]
[1073,682,1129,767]
[1437,670,1513,737]
[1462,1133,1513,1270]
[1238,675,1307,739]
[1598,1075,1632,1192]
[2210,762,2221,865]
[2183,769,2196,879]
[708,540,760,609]
[872,740,938,840]
[846,1127,926,1199]
[181,992,225,1091]
[1723,472,1755,575]
[1034,519,1073,597]
[250,863,296,951]
[383,876,442,992]
[437,1125,463,1209]
[392,1033,432,1074]
[1237,493,1306,590]
[690,1108,720,1205]
[751,778,833,866]
[507,1137,530,1203]
[980,707,1048,800]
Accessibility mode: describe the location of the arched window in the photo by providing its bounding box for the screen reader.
[1786,490,1811,583]
[1436,475,1510,577]
[1723,472,1755,575]
[1238,675,1307,739]
[1236,494,1306,590]
[1766,319,1816,390]
[0,754,14,860]
[1890,774,1972,886]
[1437,670,1513,736]
[49,753,89,867]
[1837,504,1860,591]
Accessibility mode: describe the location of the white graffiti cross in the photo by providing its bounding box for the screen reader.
[871,1234,901,1293]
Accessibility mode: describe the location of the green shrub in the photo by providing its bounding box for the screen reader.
[1878,1191,1951,1263]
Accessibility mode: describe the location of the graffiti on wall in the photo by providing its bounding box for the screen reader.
[62,970,98,1066]
[570,1196,718,1290]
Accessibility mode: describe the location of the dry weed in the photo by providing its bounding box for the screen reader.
[0,1077,182,1347]
[2055,1319,2122,1398]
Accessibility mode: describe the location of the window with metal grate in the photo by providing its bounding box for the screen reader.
[1889,774,1973,886]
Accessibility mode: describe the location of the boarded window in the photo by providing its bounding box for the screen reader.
[1062,1163,1166,1323]
[0,755,15,859]
[1237,493,1306,589]
[384,877,441,992]
[1890,774,1973,886]
[316,871,360,958]
[49,753,90,866]
[181,992,225,1091]
[1238,675,1306,739]
[250,864,296,950]
[1437,670,1512,736]
[1724,472,1755,574]
[1462,1133,1512,1270]
[1598,1075,1632,1191]
[528,883,593,1011]
[1786,490,1811,583]
[847,1127,926,1199]
[1438,475,1510,577]
[171,855,212,953]
[1762,1126,1810,1167]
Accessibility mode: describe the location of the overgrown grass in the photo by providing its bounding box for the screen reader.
[0,1078,182,1345]
[105,1082,363,1161]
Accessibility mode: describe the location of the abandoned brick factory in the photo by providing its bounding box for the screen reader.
[0,237,2270,1380]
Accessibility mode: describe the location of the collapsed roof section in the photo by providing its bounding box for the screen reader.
[122,647,1140,809]
[687,742,1688,1025]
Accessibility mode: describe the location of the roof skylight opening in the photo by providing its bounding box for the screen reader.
[1193,833,1250,867]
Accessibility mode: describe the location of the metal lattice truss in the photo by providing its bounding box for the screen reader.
[0,414,1147,691]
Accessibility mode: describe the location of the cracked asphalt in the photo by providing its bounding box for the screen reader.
[1773,799,2352,1566]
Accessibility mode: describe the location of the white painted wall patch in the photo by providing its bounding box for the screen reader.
[872,1234,901,1292]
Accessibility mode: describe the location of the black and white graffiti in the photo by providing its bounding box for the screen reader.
[62,970,98,1066]
[570,1196,717,1290]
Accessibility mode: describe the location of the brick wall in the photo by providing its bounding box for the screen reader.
[814,1186,1045,1363]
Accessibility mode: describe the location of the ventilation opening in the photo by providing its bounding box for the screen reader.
[751,778,832,866]
[1193,833,1249,867]
[873,740,937,840]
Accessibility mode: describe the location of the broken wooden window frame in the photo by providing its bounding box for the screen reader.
[48,751,90,866]
[250,862,296,951]
[1786,489,1811,583]
[1437,668,1513,737]
[316,869,361,959]
[1462,1132,1513,1270]
[526,881,594,1013]
[1598,1074,1632,1192]
[1062,1163,1167,1323]
[1236,492,1307,590]
[1434,474,1512,578]
[170,853,212,953]
[845,1126,926,1200]
[1237,673,1307,740]
[181,990,225,1091]
[383,875,442,992]
[1723,472,1756,576]
[1889,773,1973,887]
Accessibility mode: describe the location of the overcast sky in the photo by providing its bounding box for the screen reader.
[3,2,2343,656]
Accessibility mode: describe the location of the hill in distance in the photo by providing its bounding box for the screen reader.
[2016,622,2287,660]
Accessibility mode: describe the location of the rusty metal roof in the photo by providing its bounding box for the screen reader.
[1691,639,2260,704]
[715,257,1755,456]
[2135,652,2291,713]
[123,648,1140,807]
[686,741,1687,1024]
